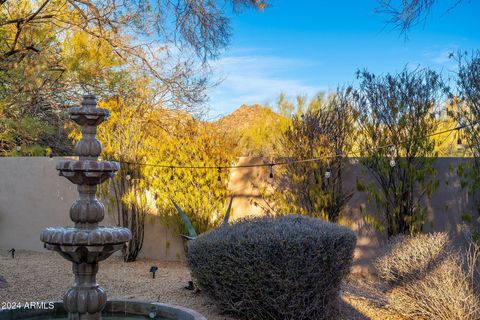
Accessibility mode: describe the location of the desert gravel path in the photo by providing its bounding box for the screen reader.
[0,250,402,319]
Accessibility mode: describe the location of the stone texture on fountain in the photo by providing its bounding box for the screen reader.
[40,95,132,320]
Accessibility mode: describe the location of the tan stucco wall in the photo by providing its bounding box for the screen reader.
[0,157,477,274]
[0,157,186,260]
[225,157,478,275]
[0,157,78,252]
[341,159,475,274]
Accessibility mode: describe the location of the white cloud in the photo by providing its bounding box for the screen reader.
[206,52,326,118]
[429,50,454,64]
[422,45,458,66]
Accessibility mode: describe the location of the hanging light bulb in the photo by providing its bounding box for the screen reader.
[325,165,331,179]
[269,164,274,179]
[217,168,222,182]
[170,167,174,181]
[457,137,463,151]
[389,145,396,168]
[389,157,396,168]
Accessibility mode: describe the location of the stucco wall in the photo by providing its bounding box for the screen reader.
[0,157,79,252]
[0,157,477,275]
[340,158,476,274]
[224,157,478,274]
[0,157,186,261]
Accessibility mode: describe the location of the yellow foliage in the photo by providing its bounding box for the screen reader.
[89,81,237,235]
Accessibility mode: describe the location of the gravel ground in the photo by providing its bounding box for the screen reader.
[0,250,402,319]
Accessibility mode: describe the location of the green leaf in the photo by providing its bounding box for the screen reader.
[223,193,235,225]
[171,199,197,238]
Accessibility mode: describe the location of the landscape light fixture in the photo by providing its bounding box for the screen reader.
[150,265,158,279]
[185,280,195,291]
[457,137,463,151]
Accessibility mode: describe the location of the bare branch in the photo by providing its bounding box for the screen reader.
[376,0,467,36]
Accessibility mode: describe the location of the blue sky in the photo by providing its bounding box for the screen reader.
[206,0,480,118]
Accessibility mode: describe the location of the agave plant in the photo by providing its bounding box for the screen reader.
[171,193,234,241]
[172,193,234,291]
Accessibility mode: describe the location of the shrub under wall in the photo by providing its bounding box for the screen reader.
[187,215,357,320]
[376,232,451,285]
[376,233,480,320]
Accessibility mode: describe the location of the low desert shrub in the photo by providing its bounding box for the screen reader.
[376,232,480,320]
[187,215,357,320]
[376,232,451,284]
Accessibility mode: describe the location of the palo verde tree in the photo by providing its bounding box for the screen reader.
[84,75,237,261]
[0,0,267,155]
[354,67,447,237]
[2,0,265,260]
[146,120,237,237]
[267,89,356,222]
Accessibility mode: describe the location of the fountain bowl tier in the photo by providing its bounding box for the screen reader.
[0,300,207,320]
[57,160,120,185]
[41,226,131,263]
[69,106,110,126]
[41,227,131,247]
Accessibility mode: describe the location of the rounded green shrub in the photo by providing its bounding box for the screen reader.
[186,215,357,320]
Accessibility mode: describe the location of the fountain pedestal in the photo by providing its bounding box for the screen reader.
[40,95,131,320]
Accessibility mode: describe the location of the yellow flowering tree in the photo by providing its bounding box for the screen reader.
[86,77,237,261]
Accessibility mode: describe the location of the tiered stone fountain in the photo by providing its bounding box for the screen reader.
[40,94,131,319]
[0,95,205,320]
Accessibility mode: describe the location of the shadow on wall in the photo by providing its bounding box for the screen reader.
[227,157,273,220]
[424,158,477,244]
[226,157,479,275]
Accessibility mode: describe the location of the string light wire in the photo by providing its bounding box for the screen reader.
[12,120,478,171]
[113,120,480,171]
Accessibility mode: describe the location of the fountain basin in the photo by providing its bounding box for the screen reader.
[0,300,207,320]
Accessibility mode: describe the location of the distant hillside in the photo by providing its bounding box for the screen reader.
[216,104,289,156]
[216,104,281,131]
